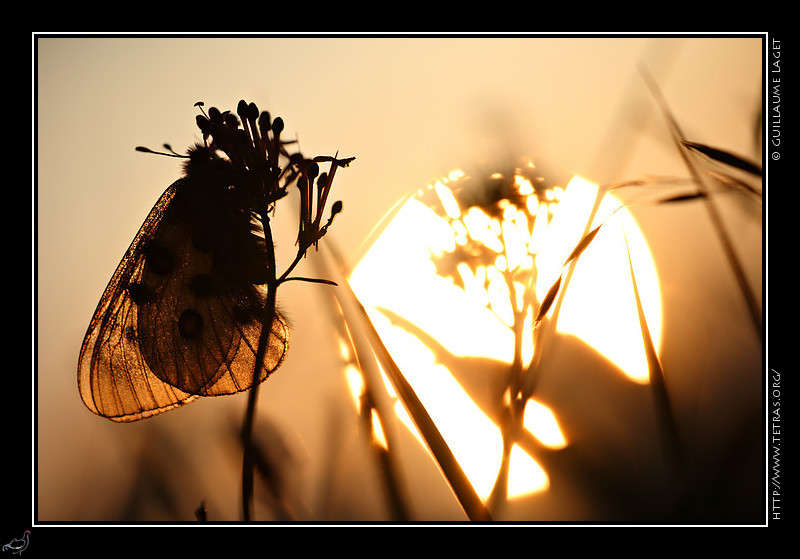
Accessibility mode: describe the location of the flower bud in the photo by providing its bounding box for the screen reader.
[196,115,209,134]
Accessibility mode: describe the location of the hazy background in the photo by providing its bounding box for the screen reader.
[35,35,763,523]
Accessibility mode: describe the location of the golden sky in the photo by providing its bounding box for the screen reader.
[35,35,763,522]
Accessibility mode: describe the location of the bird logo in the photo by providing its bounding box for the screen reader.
[2,530,29,555]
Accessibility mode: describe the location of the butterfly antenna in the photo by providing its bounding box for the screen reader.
[137,102,217,157]
[135,145,190,158]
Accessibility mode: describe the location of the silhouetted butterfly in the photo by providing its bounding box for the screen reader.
[78,100,314,422]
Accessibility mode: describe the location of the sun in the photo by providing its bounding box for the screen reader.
[348,166,662,501]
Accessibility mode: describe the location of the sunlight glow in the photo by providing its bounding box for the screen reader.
[434,180,461,219]
[349,170,663,501]
[523,399,567,449]
[344,363,364,412]
[351,199,514,361]
[508,445,549,497]
[371,408,388,450]
[535,176,662,383]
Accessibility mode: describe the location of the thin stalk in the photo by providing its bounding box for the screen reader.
[360,399,411,521]
[520,186,605,401]
[356,298,492,521]
[327,244,492,521]
[641,69,762,342]
[315,248,411,520]
[488,266,526,512]
[241,212,279,522]
[688,155,762,342]
[345,336,410,520]
[622,226,690,512]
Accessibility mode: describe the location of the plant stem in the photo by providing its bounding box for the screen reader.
[641,69,762,342]
[520,184,605,401]
[360,304,492,521]
[327,244,491,521]
[623,227,692,514]
[488,266,527,512]
[241,212,279,522]
[315,245,412,520]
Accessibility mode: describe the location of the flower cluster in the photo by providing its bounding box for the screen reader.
[184,99,353,251]
[420,162,561,327]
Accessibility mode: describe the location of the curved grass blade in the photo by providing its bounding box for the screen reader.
[520,187,607,401]
[355,300,492,521]
[314,251,412,521]
[641,67,763,343]
[326,243,492,521]
[681,140,762,176]
[623,228,687,496]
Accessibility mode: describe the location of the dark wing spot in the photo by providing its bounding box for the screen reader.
[127,281,155,305]
[178,309,204,339]
[144,240,175,276]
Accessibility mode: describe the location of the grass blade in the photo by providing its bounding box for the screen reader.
[623,228,687,495]
[641,67,763,343]
[681,140,762,176]
[657,192,707,204]
[563,224,602,267]
[706,170,763,199]
[355,298,492,521]
[325,244,492,521]
[533,275,562,327]
[313,248,412,520]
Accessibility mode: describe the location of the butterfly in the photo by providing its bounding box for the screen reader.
[78,100,308,422]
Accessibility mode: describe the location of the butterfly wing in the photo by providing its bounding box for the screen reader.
[78,179,289,422]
